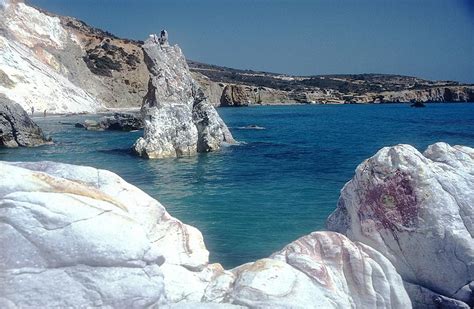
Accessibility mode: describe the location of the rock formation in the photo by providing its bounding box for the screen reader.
[0,160,214,307]
[327,142,474,308]
[132,34,234,159]
[0,1,103,113]
[220,85,251,107]
[0,160,411,308]
[76,112,143,131]
[0,96,51,147]
[205,231,411,308]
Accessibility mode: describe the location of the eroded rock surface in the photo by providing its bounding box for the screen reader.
[1,159,413,308]
[0,160,217,307]
[0,1,103,113]
[327,142,474,308]
[205,231,411,308]
[0,96,51,147]
[133,34,234,159]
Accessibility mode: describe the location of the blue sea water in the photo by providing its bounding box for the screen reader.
[1,103,474,268]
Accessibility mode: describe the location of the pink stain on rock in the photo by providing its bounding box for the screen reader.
[358,169,419,238]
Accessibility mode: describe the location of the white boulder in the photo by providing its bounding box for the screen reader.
[207,231,411,308]
[327,142,474,307]
[0,161,215,307]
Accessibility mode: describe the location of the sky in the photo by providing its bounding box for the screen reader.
[28,0,474,83]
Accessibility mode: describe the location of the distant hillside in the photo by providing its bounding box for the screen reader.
[188,60,474,106]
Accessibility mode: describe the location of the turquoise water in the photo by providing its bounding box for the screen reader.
[1,103,474,268]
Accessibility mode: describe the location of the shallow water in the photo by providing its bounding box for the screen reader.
[2,103,473,268]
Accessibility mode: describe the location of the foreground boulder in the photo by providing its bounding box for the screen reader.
[133,33,234,159]
[327,142,474,308]
[0,160,411,308]
[0,161,213,307]
[205,231,411,308]
[0,96,51,147]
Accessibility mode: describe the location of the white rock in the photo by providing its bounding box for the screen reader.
[0,3,102,114]
[133,35,234,159]
[327,142,474,307]
[0,161,216,307]
[209,231,411,308]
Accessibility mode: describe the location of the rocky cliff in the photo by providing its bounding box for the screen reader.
[0,0,151,113]
[2,142,472,307]
[189,61,474,106]
[132,34,234,159]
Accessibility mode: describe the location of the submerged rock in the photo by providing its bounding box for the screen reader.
[0,96,51,147]
[327,142,474,308]
[132,33,234,159]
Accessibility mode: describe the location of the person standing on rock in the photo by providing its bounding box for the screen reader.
[31,106,34,115]
[43,109,47,117]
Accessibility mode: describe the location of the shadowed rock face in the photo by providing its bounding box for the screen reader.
[0,96,51,147]
[132,34,234,159]
[327,142,474,308]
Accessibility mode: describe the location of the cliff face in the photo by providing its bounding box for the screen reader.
[0,1,150,113]
[189,62,474,106]
[0,1,102,113]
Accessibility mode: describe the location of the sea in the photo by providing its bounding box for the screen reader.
[2,103,473,268]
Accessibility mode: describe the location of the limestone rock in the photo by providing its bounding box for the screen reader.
[207,231,411,308]
[0,96,51,147]
[133,34,234,159]
[0,160,217,307]
[327,142,474,307]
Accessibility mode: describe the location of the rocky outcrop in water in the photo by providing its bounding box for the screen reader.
[0,96,51,147]
[327,142,474,308]
[132,34,234,159]
[0,160,411,308]
[76,112,143,131]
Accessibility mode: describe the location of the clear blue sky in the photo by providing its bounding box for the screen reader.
[29,0,474,82]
